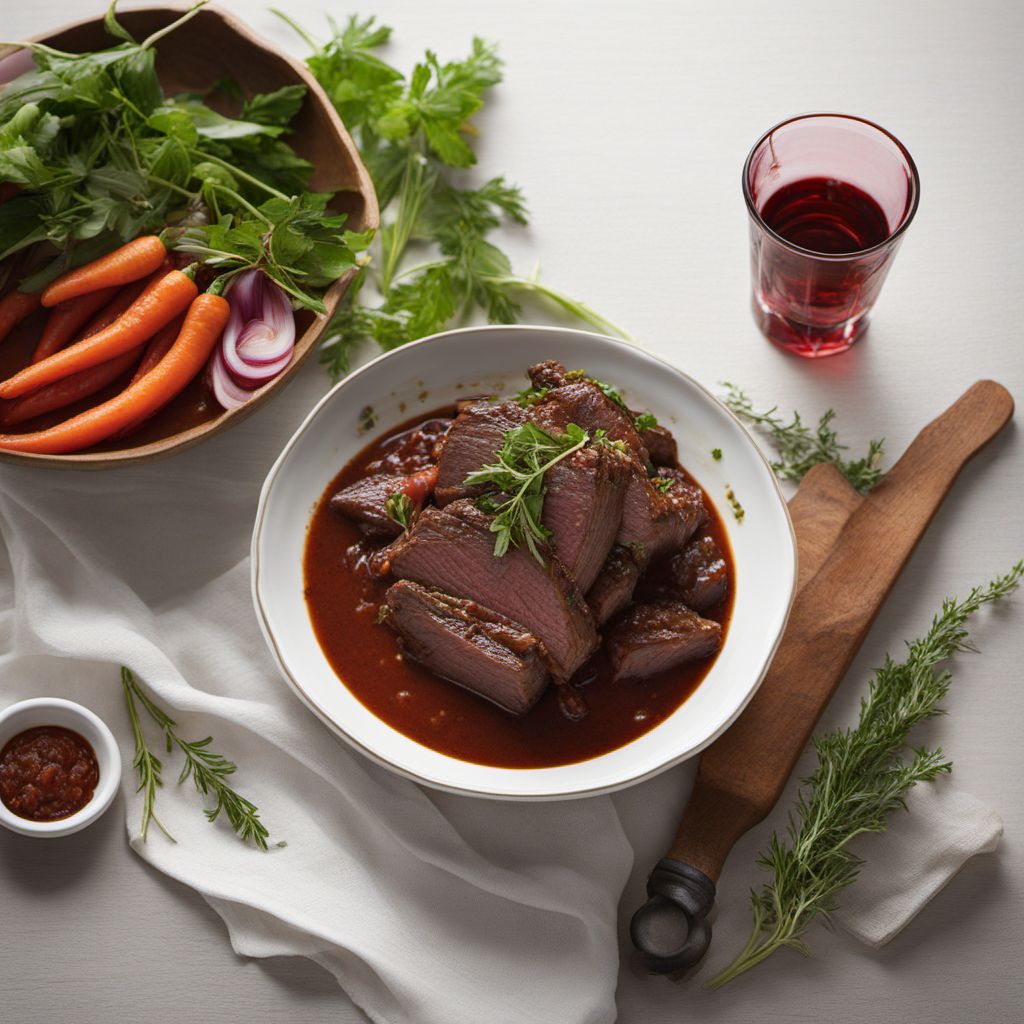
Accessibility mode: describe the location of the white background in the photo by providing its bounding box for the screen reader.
[3,1,1023,1021]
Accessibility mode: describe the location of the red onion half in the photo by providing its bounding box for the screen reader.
[210,269,297,410]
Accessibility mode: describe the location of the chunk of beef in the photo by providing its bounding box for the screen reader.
[385,581,549,715]
[671,535,729,612]
[527,374,649,463]
[366,418,452,475]
[617,464,706,566]
[389,500,598,680]
[330,466,438,538]
[639,423,678,466]
[527,360,571,390]
[542,445,630,591]
[607,602,722,682]
[587,545,641,625]
[433,400,526,506]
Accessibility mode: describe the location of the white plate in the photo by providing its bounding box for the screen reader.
[252,326,797,799]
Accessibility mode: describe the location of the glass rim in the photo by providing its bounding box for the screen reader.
[742,112,921,261]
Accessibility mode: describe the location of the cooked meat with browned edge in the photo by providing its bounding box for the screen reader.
[527,363,650,464]
[587,545,642,625]
[671,535,729,612]
[639,423,678,466]
[607,602,722,682]
[330,466,438,538]
[385,581,549,715]
[542,445,630,592]
[433,400,526,506]
[389,499,599,681]
[617,464,706,565]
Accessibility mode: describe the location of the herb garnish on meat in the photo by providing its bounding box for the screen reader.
[464,421,592,563]
[385,491,413,532]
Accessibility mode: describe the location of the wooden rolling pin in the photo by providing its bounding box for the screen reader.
[630,379,1014,972]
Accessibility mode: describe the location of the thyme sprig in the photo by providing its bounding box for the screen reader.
[707,562,1023,989]
[385,491,413,532]
[121,667,273,850]
[465,421,591,563]
[723,384,884,492]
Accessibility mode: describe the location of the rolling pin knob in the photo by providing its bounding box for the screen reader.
[629,858,716,973]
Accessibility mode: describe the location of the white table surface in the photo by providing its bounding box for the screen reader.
[3,1,1023,1021]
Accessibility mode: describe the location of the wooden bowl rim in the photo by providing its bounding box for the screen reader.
[0,3,379,470]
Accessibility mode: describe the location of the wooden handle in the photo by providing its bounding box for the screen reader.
[631,380,1014,972]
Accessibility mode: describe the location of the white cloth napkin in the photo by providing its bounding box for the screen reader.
[835,781,1003,947]
[0,366,1003,1021]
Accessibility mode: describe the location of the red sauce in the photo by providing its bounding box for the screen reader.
[304,407,735,769]
[0,725,100,821]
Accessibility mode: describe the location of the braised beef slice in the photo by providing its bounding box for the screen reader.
[542,445,630,592]
[527,376,649,463]
[639,423,678,467]
[389,499,598,681]
[617,464,705,566]
[385,581,549,715]
[433,400,526,506]
[671,535,729,612]
[607,602,722,682]
[527,360,571,390]
[587,545,642,625]
[330,474,408,538]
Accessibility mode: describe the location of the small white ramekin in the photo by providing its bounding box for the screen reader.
[0,697,121,838]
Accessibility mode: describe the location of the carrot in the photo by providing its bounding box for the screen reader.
[40,235,167,308]
[0,292,230,455]
[71,275,161,344]
[31,286,119,363]
[0,346,145,428]
[0,290,40,344]
[0,269,197,400]
[130,314,185,384]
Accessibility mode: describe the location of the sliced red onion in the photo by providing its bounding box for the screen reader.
[209,350,256,410]
[210,269,297,410]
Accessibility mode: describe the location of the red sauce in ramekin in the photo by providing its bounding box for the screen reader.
[0,725,100,821]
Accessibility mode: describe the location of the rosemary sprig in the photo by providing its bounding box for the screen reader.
[707,561,1023,989]
[122,668,174,843]
[723,384,885,492]
[465,421,591,563]
[121,667,272,850]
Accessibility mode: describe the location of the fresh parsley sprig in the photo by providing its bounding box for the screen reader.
[385,491,413,531]
[707,562,1023,988]
[121,667,274,850]
[723,384,884,492]
[465,420,591,563]
[273,13,629,380]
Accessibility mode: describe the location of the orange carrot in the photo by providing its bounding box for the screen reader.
[0,293,229,454]
[41,236,167,308]
[31,286,119,363]
[0,270,197,399]
[0,346,145,428]
[0,290,40,344]
[130,314,185,384]
[72,276,159,344]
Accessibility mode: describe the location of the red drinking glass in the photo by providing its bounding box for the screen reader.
[743,113,920,358]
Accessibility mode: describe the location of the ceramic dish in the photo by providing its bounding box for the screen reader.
[0,4,378,469]
[0,697,122,837]
[252,326,797,799]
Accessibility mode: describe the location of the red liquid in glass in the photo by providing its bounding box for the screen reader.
[750,177,897,358]
[760,177,890,255]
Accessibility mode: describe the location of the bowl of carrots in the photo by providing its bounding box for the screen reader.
[0,3,378,467]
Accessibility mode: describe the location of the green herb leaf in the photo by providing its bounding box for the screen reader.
[723,384,885,492]
[708,562,1023,988]
[385,491,414,531]
[465,420,591,564]
[633,412,658,432]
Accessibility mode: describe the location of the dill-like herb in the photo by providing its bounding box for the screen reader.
[723,384,884,492]
[707,562,1023,989]
[711,447,722,461]
[121,668,273,850]
[464,420,590,563]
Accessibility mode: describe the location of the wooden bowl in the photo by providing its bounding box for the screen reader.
[0,4,378,469]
